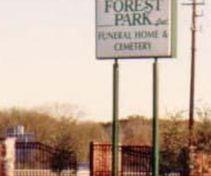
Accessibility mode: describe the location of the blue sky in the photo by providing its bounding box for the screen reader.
[0,0,210,121]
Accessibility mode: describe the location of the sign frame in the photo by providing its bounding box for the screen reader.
[95,0,177,59]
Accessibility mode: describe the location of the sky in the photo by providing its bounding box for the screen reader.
[0,0,210,121]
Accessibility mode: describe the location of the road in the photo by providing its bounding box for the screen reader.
[77,162,90,176]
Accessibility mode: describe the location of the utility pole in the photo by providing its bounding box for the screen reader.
[182,0,204,174]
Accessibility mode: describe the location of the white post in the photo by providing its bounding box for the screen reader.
[5,137,16,176]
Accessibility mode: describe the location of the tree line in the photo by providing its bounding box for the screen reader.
[0,107,210,162]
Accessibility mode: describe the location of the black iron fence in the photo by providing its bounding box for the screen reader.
[159,149,189,176]
[90,143,189,176]
[15,142,77,176]
[121,146,152,175]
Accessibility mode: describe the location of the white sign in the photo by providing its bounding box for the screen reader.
[96,0,177,59]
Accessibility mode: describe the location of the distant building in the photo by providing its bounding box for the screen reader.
[6,125,35,142]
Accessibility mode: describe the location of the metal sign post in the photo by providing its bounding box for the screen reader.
[152,58,159,176]
[112,58,119,176]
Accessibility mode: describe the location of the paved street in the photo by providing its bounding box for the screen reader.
[77,163,90,176]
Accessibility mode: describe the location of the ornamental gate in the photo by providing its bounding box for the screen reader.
[90,143,189,176]
[15,142,77,176]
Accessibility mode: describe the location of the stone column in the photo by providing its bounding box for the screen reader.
[5,138,16,176]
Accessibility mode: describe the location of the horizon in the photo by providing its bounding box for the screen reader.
[0,0,210,121]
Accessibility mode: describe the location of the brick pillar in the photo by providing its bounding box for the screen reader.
[5,138,16,176]
[189,145,196,176]
[0,144,6,176]
[191,152,211,176]
[90,142,122,176]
